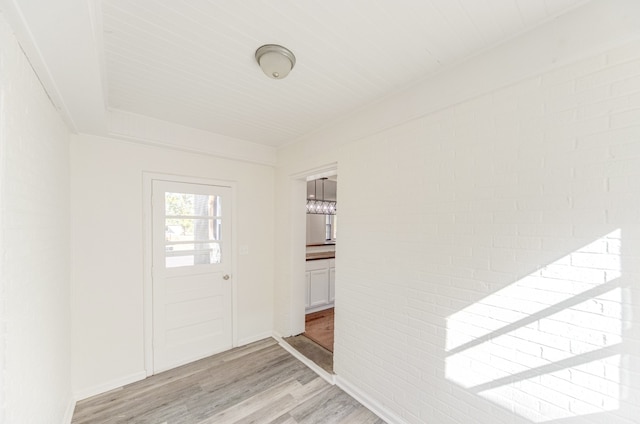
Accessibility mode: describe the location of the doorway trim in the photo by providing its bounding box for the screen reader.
[142,171,238,376]
[288,163,337,337]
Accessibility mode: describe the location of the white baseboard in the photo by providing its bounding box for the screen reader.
[62,396,76,424]
[237,331,273,347]
[73,333,271,405]
[272,332,335,385]
[335,375,407,424]
[275,329,405,424]
[73,370,147,402]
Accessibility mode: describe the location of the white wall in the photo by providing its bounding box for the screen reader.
[70,134,274,398]
[0,12,73,424]
[276,2,640,423]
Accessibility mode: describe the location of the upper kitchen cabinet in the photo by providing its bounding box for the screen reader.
[307,178,336,202]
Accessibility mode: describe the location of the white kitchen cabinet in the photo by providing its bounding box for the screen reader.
[308,269,329,307]
[305,258,335,312]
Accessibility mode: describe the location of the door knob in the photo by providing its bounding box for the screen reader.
[223,274,230,280]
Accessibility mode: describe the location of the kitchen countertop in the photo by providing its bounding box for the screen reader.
[305,252,335,261]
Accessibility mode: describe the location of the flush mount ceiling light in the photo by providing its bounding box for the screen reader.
[255,44,296,79]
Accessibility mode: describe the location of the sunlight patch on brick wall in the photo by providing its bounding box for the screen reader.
[446,230,622,422]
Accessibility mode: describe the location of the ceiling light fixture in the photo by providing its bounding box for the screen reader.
[255,44,296,79]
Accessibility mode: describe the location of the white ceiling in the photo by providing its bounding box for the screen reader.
[5,0,592,148]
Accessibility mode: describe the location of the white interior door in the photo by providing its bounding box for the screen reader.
[152,179,232,373]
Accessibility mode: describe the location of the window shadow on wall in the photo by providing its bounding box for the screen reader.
[445,229,634,422]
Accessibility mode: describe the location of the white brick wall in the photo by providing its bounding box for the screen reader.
[0,12,72,424]
[332,39,640,423]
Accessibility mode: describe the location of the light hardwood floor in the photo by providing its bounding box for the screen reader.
[304,308,334,352]
[72,338,385,424]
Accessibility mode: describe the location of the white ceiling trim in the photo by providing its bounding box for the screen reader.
[282,0,640,161]
[5,0,631,168]
[0,0,78,131]
[107,109,277,166]
[1,0,108,134]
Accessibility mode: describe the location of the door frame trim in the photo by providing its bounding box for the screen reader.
[142,171,238,376]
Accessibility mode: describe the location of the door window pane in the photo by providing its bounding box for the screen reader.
[165,192,221,217]
[164,191,223,268]
[165,218,222,242]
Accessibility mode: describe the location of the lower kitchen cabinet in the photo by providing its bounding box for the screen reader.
[305,258,335,313]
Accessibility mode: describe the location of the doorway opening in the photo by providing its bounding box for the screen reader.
[285,172,337,374]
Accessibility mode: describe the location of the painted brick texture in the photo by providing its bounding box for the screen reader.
[336,40,640,424]
[0,12,72,424]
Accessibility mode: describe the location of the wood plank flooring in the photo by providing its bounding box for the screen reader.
[304,308,334,352]
[71,338,384,424]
